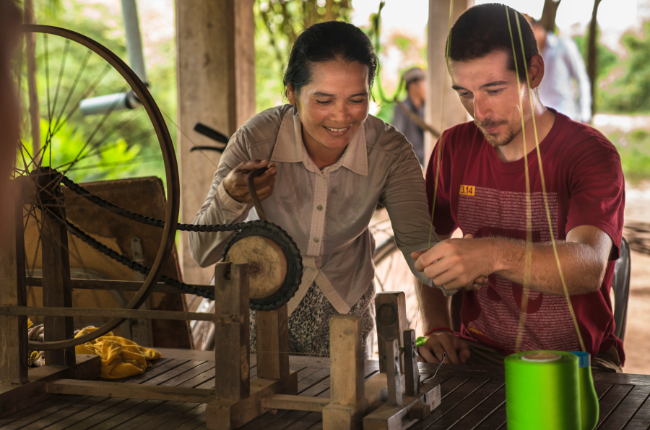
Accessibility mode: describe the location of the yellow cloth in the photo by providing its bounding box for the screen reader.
[74,327,162,379]
[28,318,33,329]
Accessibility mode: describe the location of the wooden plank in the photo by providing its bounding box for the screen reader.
[262,394,331,412]
[47,379,215,403]
[599,385,650,430]
[213,262,250,401]
[0,305,243,323]
[385,338,403,407]
[0,354,100,419]
[40,182,76,367]
[596,384,634,427]
[375,292,408,373]
[473,403,506,430]
[624,389,650,429]
[88,399,168,430]
[171,407,207,430]
[1,395,91,430]
[0,189,28,385]
[448,385,506,430]
[256,304,290,380]
[594,373,650,386]
[403,330,419,397]
[426,378,504,429]
[161,361,215,388]
[205,371,298,430]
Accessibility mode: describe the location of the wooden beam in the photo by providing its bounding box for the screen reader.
[47,379,215,403]
[206,371,298,430]
[403,330,420,397]
[362,380,441,430]
[0,188,28,385]
[0,305,242,323]
[261,394,330,412]
[26,277,195,294]
[0,354,100,418]
[256,304,290,380]
[213,262,250,401]
[375,292,408,373]
[39,175,75,367]
[176,0,256,287]
[323,315,365,430]
[386,339,402,407]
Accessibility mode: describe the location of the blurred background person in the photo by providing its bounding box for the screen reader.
[529,16,592,123]
[0,0,22,230]
[392,67,427,166]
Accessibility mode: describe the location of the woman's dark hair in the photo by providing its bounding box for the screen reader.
[446,4,539,82]
[283,21,378,96]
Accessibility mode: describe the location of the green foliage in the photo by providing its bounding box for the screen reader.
[573,32,619,114]
[596,22,650,114]
[23,0,175,185]
[254,0,352,112]
[609,129,650,183]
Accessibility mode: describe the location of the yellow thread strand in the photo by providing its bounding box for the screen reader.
[513,12,586,353]
[419,0,455,330]
[505,7,533,352]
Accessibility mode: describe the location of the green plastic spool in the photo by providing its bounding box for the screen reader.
[505,350,599,430]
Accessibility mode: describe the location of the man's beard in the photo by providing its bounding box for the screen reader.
[475,119,518,148]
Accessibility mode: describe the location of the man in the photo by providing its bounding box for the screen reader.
[414,4,624,372]
[392,67,427,166]
[529,16,592,123]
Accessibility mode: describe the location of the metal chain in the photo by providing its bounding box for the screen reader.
[60,175,246,233]
[62,217,216,299]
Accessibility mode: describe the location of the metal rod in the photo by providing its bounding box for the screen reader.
[121,0,147,83]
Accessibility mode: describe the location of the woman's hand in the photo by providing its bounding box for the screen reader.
[418,331,470,364]
[223,160,277,204]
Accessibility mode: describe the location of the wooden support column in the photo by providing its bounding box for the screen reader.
[213,262,249,401]
[38,172,75,367]
[176,0,256,286]
[424,0,474,166]
[323,315,365,430]
[256,304,290,380]
[403,330,420,397]
[0,182,28,385]
[375,292,408,373]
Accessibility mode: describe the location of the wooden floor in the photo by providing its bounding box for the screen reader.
[1,348,650,429]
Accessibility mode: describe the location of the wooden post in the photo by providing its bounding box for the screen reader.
[256,304,289,380]
[212,262,250,401]
[375,292,408,373]
[0,183,28,385]
[176,0,256,287]
[323,315,364,430]
[425,0,474,166]
[403,330,420,397]
[385,339,402,407]
[38,171,75,367]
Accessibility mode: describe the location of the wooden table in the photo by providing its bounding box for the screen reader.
[1,349,648,429]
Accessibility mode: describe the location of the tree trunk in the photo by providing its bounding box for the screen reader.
[587,0,602,116]
[540,0,561,32]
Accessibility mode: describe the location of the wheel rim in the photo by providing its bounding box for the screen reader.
[14,25,180,351]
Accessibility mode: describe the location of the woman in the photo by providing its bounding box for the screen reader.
[190,21,440,357]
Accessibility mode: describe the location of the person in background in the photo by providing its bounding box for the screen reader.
[392,67,427,166]
[528,16,592,123]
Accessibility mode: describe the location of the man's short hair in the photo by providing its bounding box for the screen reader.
[446,4,539,82]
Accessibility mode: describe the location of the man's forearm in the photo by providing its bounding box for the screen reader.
[490,237,607,295]
[420,281,452,332]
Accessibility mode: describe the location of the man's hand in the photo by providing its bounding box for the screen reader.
[412,234,490,291]
[223,160,277,204]
[418,332,470,364]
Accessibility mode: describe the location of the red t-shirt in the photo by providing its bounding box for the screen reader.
[426,111,625,364]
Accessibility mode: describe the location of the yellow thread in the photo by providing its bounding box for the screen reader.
[512,10,586,353]
[505,7,534,352]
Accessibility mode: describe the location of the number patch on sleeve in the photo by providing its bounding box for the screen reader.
[459,185,475,196]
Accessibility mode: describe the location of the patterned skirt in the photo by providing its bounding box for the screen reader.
[250,282,375,358]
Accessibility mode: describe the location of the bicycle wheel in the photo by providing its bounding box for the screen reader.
[13,25,179,351]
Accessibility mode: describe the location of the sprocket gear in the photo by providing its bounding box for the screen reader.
[223,220,303,311]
